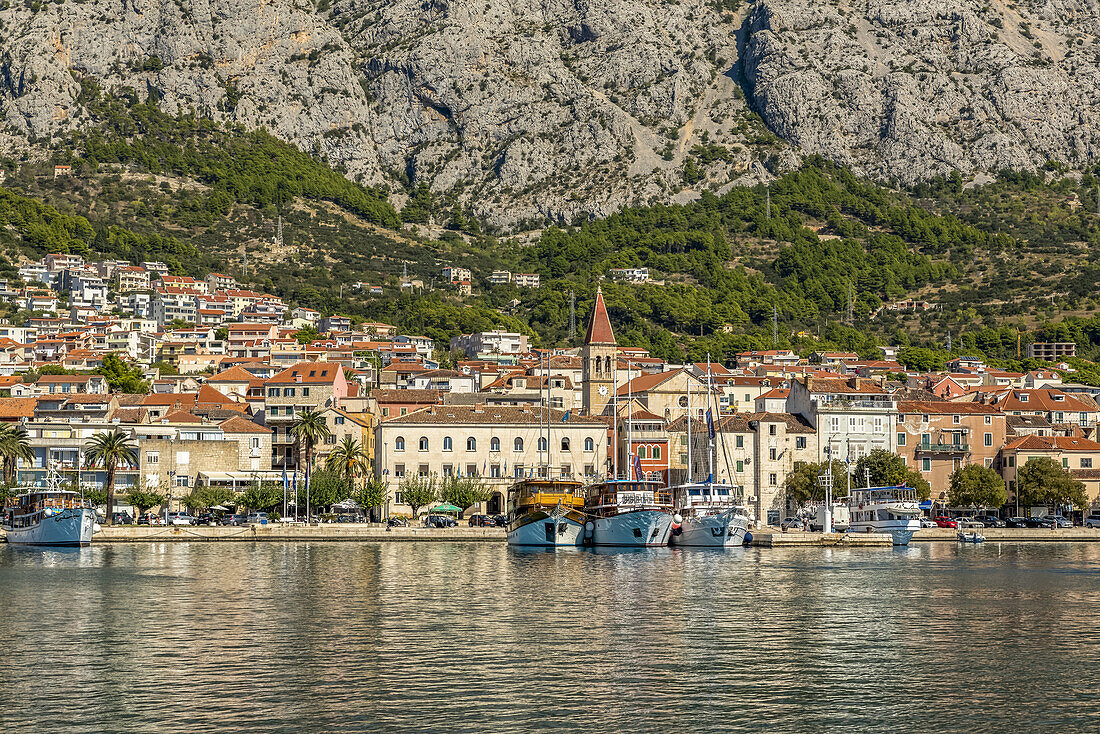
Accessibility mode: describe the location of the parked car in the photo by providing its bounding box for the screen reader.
[780,517,805,530]
[221,514,246,526]
[1024,516,1054,528]
[1084,514,1100,529]
[933,516,958,529]
[193,512,215,526]
[425,514,458,528]
[920,518,938,529]
[974,515,1005,528]
[246,512,269,525]
[166,511,195,526]
[1005,517,1029,528]
[492,514,507,527]
[136,512,162,526]
[387,516,409,528]
[1051,515,1072,528]
[111,511,134,525]
[468,514,495,527]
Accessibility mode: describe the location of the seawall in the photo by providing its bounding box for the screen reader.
[89,524,507,542]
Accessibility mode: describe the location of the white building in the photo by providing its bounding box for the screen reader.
[787,376,898,462]
[449,331,529,358]
[608,267,649,283]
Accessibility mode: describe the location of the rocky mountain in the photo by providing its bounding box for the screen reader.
[0,0,1097,227]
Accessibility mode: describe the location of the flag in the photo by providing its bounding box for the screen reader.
[292,472,298,494]
[706,408,716,440]
[633,453,643,481]
[281,465,288,491]
[562,410,570,422]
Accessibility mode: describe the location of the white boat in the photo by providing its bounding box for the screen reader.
[3,488,100,547]
[670,482,750,547]
[846,485,922,545]
[506,478,586,547]
[584,479,673,547]
[956,520,986,543]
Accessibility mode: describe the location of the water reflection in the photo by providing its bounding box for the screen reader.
[1,542,1100,732]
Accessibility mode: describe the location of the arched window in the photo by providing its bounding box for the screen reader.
[604,355,612,374]
[538,437,547,452]
[467,437,476,451]
[395,436,405,451]
[584,437,594,452]
[514,437,524,452]
[418,437,429,451]
[638,446,647,459]
[443,436,453,452]
[652,445,661,460]
[491,437,501,452]
[561,437,570,451]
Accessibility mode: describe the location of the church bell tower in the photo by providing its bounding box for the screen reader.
[582,288,617,416]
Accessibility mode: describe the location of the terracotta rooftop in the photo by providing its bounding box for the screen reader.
[381,404,604,426]
[584,288,616,346]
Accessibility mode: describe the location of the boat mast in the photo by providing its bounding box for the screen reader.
[544,350,549,478]
[627,359,633,480]
[686,376,692,483]
[707,354,714,484]
[612,353,618,479]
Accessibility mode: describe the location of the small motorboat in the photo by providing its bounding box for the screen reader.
[956,520,986,544]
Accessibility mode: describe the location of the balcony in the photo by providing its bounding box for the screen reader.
[918,441,969,454]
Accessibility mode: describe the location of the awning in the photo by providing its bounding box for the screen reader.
[431,503,462,513]
[919,500,933,510]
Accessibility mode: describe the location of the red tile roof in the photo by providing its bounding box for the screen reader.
[584,288,616,346]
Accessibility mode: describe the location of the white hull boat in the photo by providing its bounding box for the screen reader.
[507,511,585,547]
[4,507,97,547]
[591,509,673,547]
[671,509,749,547]
[506,478,587,548]
[847,485,922,546]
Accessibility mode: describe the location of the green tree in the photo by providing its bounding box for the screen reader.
[784,460,850,504]
[1016,457,1088,511]
[356,474,388,521]
[294,325,320,344]
[126,488,166,518]
[399,473,437,517]
[240,481,283,512]
[289,408,332,479]
[97,353,148,393]
[325,436,369,495]
[84,430,138,524]
[0,424,34,484]
[947,464,1007,510]
[180,485,234,512]
[853,448,931,499]
[299,468,345,512]
[439,475,492,516]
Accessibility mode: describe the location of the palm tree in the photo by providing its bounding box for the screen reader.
[290,409,332,515]
[84,430,138,525]
[0,424,33,485]
[325,436,369,496]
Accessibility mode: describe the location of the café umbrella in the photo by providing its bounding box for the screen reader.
[431,504,462,514]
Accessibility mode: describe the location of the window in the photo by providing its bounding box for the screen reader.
[382,408,390,417]
[250,437,260,449]
[514,464,524,478]
[146,452,159,464]
[490,464,501,478]
[985,415,992,425]
[769,424,776,436]
[1008,456,1014,468]
[873,417,883,433]
[984,458,993,468]
[768,473,777,486]
[584,464,595,476]
[176,475,189,488]
[897,433,906,447]
[584,437,594,452]
[514,437,524,452]
[443,436,453,452]
[467,437,476,451]
[1063,457,1069,468]
[537,437,547,452]
[652,446,660,460]
[922,458,931,472]
[268,388,278,397]
[400,408,408,416]
[921,433,931,445]
[830,417,839,432]
[491,437,501,452]
[442,464,453,477]
[680,453,688,465]
[418,464,429,476]
[418,437,429,451]
[637,446,647,459]
[324,435,336,445]
[561,437,570,451]
[984,433,993,447]
[796,436,806,449]
[550,398,563,408]
[736,435,744,449]
[394,463,405,477]
[952,415,961,424]
[335,416,344,425]
[284,388,295,397]
[849,417,857,430]
[769,448,777,460]
[736,460,744,472]
[302,388,310,397]
[561,464,572,477]
[395,437,405,452]
[466,464,478,476]
[1082,458,1093,469]
[1081,412,1089,424]
[922,415,929,424]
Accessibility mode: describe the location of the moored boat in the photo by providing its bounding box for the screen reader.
[846,485,922,545]
[506,478,587,547]
[669,482,750,547]
[3,488,100,547]
[584,478,673,547]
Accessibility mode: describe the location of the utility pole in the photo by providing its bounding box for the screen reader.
[569,290,576,340]
[772,304,778,347]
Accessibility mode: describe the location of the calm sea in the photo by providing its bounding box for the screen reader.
[1,542,1099,733]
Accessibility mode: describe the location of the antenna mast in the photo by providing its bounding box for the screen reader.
[772,305,778,347]
[569,290,576,340]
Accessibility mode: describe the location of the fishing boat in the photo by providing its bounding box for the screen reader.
[584,478,674,547]
[956,519,986,543]
[506,478,587,547]
[846,485,922,545]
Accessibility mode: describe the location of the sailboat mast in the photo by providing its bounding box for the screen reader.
[707,355,714,482]
[612,354,618,479]
[627,359,633,479]
[686,377,692,483]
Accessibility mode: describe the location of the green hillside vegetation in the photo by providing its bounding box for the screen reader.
[3,92,1100,369]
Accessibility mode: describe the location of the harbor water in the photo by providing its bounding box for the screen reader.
[2,542,1099,732]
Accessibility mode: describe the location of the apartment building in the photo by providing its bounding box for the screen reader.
[896,401,1008,497]
[788,376,898,462]
[264,362,349,469]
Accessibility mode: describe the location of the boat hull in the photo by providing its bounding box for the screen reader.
[671,512,749,548]
[591,510,672,547]
[507,511,585,547]
[4,508,96,547]
[849,522,918,546]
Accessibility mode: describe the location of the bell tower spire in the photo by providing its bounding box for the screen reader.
[582,288,617,415]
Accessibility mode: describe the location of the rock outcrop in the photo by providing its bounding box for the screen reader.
[1,0,1098,226]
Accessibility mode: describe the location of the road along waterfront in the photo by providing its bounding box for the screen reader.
[3,541,1100,733]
